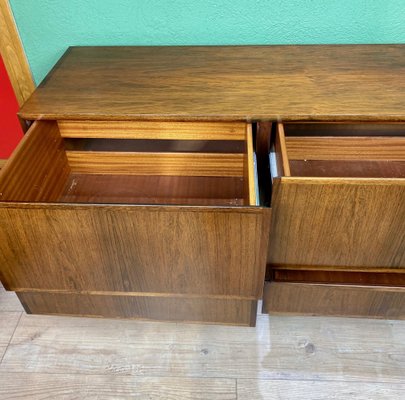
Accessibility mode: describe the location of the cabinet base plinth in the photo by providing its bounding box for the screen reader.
[16,291,258,326]
[263,282,405,319]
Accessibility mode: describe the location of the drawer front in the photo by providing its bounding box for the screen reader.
[263,282,405,319]
[269,178,405,269]
[0,120,270,300]
[0,203,270,297]
[268,122,405,270]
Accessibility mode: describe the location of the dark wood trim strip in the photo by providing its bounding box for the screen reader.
[271,269,405,287]
[269,264,405,273]
[10,288,258,301]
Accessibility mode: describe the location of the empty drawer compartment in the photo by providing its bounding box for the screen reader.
[0,120,270,302]
[0,120,259,206]
[268,121,405,270]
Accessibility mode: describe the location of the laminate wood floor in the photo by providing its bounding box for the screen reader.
[0,283,404,399]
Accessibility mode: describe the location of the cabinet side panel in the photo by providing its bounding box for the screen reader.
[0,205,271,298]
[268,179,405,268]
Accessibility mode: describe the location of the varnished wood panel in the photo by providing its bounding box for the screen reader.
[245,124,256,205]
[271,268,405,286]
[0,0,35,106]
[284,122,405,137]
[268,178,405,268]
[285,136,405,160]
[263,282,405,319]
[0,159,6,169]
[58,120,247,140]
[0,121,70,202]
[271,123,290,177]
[64,138,246,153]
[66,151,244,177]
[19,45,405,121]
[0,204,271,298]
[289,160,405,178]
[17,292,257,326]
[61,174,246,206]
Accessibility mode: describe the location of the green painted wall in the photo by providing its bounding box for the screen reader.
[10,0,405,85]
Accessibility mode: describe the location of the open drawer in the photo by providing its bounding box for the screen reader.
[0,120,271,325]
[267,121,405,279]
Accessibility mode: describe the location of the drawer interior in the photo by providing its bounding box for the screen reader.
[272,122,405,178]
[0,120,257,206]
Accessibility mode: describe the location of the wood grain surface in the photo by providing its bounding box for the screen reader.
[245,124,256,205]
[0,204,271,298]
[268,178,405,269]
[0,121,70,202]
[0,374,404,399]
[18,45,405,121]
[64,138,246,153]
[60,174,247,206]
[272,268,405,286]
[275,123,290,176]
[0,0,35,106]
[289,160,405,178]
[263,282,405,319]
[0,373,236,400]
[66,151,245,177]
[237,379,405,400]
[2,281,405,399]
[2,310,405,383]
[58,120,247,140]
[17,292,257,326]
[283,122,405,137]
[285,136,405,161]
[0,312,21,361]
[1,278,405,398]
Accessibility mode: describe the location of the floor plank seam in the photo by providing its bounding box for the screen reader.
[0,370,403,386]
[0,311,23,365]
[235,377,405,385]
[0,370,239,381]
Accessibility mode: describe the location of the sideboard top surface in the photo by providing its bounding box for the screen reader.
[19,45,405,121]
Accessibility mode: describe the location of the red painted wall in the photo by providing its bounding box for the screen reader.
[0,54,23,159]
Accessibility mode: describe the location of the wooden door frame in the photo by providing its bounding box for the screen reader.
[0,0,35,106]
[0,0,35,165]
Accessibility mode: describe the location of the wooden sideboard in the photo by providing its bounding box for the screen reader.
[0,45,404,325]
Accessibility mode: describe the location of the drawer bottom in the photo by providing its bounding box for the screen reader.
[263,282,405,319]
[16,291,257,326]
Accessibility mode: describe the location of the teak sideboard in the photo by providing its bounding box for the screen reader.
[0,45,404,326]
